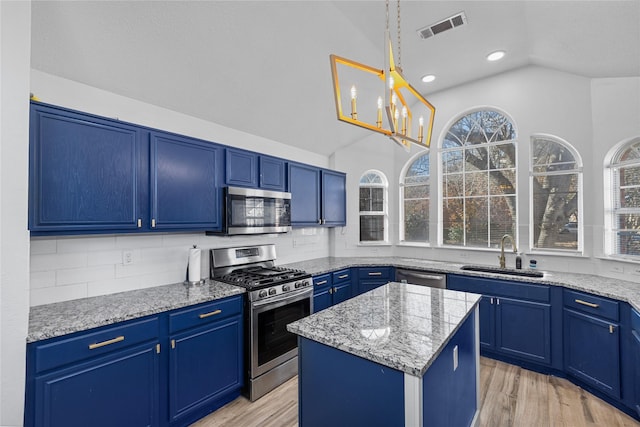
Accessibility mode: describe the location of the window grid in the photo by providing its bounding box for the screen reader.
[401,153,430,243]
[359,171,388,243]
[610,140,640,257]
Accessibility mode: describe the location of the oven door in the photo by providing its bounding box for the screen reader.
[250,287,312,378]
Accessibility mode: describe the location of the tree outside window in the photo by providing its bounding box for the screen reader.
[401,152,430,242]
[359,171,387,242]
[440,109,517,248]
[531,135,582,251]
[608,138,640,257]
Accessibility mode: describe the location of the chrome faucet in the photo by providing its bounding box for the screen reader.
[499,234,517,269]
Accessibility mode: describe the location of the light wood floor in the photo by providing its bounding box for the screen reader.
[191,357,640,427]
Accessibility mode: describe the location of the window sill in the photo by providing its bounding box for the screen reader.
[358,242,392,247]
[526,249,586,258]
[397,241,431,248]
[595,255,640,265]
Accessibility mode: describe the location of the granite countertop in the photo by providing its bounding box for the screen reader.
[287,282,481,377]
[282,257,640,313]
[27,280,245,343]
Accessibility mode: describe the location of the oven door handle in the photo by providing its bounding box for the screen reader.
[251,287,312,308]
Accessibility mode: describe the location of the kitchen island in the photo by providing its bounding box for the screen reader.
[287,282,481,427]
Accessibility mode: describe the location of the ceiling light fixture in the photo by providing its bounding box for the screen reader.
[330,0,435,150]
[486,50,505,61]
[421,74,436,83]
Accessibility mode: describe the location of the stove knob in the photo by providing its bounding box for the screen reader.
[302,280,309,287]
[283,284,291,292]
[294,281,301,289]
[268,288,276,296]
[258,290,267,298]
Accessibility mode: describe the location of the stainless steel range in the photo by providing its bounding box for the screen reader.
[210,244,312,401]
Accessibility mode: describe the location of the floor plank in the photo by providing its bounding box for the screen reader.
[192,357,640,427]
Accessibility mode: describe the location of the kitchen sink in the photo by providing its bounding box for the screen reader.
[460,265,544,278]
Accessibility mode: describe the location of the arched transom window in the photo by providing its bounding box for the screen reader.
[359,170,388,242]
[440,109,517,248]
[530,135,582,252]
[401,152,430,243]
[607,138,640,257]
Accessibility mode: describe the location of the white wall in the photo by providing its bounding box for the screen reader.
[1,2,31,426]
[28,71,332,306]
[334,66,640,280]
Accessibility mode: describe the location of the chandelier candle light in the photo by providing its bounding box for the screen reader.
[330,0,435,150]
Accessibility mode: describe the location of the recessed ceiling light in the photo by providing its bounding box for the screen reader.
[421,74,436,83]
[486,50,505,61]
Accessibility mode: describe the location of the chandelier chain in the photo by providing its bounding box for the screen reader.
[397,0,401,69]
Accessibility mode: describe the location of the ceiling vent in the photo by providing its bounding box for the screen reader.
[417,12,467,39]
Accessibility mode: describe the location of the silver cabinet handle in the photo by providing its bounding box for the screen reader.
[316,280,328,285]
[368,272,382,276]
[338,274,349,279]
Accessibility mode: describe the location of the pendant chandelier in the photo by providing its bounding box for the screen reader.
[330,0,435,150]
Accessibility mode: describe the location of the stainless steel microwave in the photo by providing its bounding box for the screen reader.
[224,187,292,235]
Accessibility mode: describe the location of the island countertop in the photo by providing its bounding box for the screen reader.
[287,282,481,377]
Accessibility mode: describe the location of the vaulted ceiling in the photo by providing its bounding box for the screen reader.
[31,1,640,156]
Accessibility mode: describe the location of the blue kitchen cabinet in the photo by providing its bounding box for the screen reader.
[448,274,552,366]
[563,289,621,399]
[312,269,353,313]
[259,155,286,191]
[632,308,640,417]
[288,162,346,227]
[225,149,258,188]
[225,149,286,191]
[357,267,394,295]
[25,317,161,427]
[29,102,146,233]
[321,169,347,226]
[168,296,243,426]
[29,102,226,234]
[150,132,223,231]
[289,162,321,226]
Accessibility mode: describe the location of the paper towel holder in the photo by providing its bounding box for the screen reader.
[185,245,204,286]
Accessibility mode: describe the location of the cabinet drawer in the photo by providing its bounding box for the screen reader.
[169,296,242,334]
[332,269,351,284]
[358,267,392,280]
[34,317,159,374]
[313,274,332,289]
[631,307,640,333]
[563,289,619,322]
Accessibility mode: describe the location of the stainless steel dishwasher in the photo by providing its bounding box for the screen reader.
[395,268,447,288]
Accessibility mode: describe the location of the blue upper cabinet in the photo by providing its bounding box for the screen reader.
[150,132,223,231]
[289,162,322,226]
[29,103,146,233]
[225,149,258,188]
[288,162,346,227]
[29,102,225,235]
[321,169,346,226]
[259,155,286,191]
[225,149,286,191]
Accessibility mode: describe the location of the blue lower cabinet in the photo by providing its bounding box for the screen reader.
[312,270,353,313]
[564,308,621,399]
[357,267,393,295]
[168,317,243,425]
[496,297,551,364]
[632,326,640,417]
[34,343,160,427]
[478,296,496,350]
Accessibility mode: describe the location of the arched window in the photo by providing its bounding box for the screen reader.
[359,170,388,242]
[440,109,517,248]
[530,135,582,252]
[606,138,640,257]
[401,152,430,243]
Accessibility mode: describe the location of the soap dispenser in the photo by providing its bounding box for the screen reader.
[515,253,522,269]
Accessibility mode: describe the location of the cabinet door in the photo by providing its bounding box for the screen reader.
[313,288,332,313]
[564,308,621,398]
[259,155,286,191]
[29,103,145,233]
[332,281,352,305]
[34,343,159,427]
[479,296,496,351]
[289,163,321,226]
[632,328,640,417]
[496,298,551,365]
[321,170,346,226]
[169,317,242,423]
[226,149,258,187]
[150,132,223,230]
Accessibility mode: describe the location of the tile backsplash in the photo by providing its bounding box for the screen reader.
[30,228,329,306]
